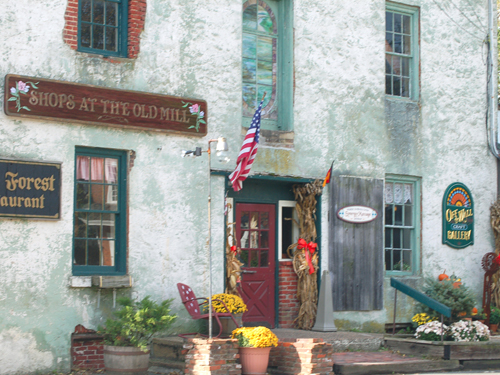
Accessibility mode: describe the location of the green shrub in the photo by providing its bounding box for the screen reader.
[490,306,500,324]
[418,275,475,324]
[99,296,177,351]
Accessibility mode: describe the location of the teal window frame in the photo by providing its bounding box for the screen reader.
[242,0,294,132]
[72,147,128,276]
[385,2,419,100]
[78,0,128,58]
[384,175,421,276]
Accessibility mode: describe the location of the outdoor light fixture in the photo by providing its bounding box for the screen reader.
[181,137,230,339]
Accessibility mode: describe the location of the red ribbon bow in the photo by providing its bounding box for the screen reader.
[297,238,317,275]
[230,245,237,253]
[494,255,500,266]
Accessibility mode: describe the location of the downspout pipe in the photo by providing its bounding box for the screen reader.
[487,0,500,159]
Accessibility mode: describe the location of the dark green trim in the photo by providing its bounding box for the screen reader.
[385,175,421,276]
[385,2,419,101]
[73,146,128,276]
[391,278,451,317]
[220,173,323,327]
[277,0,294,130]
[77,0,128,58]
[211,169,316,184]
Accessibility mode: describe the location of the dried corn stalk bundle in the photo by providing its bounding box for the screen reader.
[287,180,323,330]
[490,200,500,307]
[225,203,243,296]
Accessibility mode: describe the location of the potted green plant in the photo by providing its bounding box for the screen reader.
[489,306,500,332]
[99,296,177,374]
[232,326,278,375]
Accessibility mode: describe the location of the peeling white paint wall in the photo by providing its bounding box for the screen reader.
[0,328,54,374]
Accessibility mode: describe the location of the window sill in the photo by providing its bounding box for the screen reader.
[385,96,419,105]
[242,127,294,148]
[69,275,132,288]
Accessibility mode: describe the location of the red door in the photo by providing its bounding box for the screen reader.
[236,203,276,328]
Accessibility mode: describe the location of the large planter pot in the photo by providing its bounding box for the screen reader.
[490,323,498,333]
[212,313,243,336]
[103,345,150,374]
[238,347,271,375]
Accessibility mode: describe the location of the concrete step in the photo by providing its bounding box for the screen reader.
[332,352,460,375]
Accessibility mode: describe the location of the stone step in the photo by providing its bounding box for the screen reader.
[149,357,185,370]
[332,351,460,375]
[151,336,186,362]
[150,336,186,373]
[333,358,460,375]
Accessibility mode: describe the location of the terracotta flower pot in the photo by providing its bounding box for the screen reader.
[238,346,272,375]
[490,323,498,333]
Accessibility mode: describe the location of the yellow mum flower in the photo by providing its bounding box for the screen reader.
[210,293,248,314]
[231,326,278,348]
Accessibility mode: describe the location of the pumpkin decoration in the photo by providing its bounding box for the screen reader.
[472,307,478,315]
[438,270,449,281]
[453,279,462,289]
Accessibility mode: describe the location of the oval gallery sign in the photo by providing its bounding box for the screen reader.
[337,205,378,224]
[442,182,474,249]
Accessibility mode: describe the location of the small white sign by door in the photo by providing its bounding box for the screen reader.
[337,205,378,224]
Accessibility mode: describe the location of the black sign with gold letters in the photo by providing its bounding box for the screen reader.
[0,159,61,219]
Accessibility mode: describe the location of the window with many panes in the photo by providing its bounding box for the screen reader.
[242,0,293,132]
[384,176,420,275]
[73,147,127,275]
[385,3,419,99]
[78,0,128,57]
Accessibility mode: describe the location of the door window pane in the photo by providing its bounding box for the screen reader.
[250,212,259,229]
[241,212,249,228]
[260,212,269,229]
[260,231,269,248]
[260,250,268,267]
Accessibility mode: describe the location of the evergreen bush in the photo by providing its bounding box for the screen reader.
[418,275,475,323]
[490,306,500,324]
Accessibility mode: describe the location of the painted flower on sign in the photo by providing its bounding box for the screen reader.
[181,101,206,132]
[8,80,39,112]
[189,103,199,114]
[17,81,30,93]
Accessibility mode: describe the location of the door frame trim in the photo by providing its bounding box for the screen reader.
[218,171,322,327]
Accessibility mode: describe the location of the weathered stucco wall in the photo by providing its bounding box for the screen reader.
[0,0,497,372]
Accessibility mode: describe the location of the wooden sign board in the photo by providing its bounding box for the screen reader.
[442,182,474,249]
[4,74,207,136]
[0,159,61,219]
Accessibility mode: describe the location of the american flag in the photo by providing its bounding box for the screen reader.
[229,99,263,192]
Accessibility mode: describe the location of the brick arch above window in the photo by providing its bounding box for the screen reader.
[63,0,146,59]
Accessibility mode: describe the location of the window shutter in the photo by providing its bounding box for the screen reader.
[329,176,384,311]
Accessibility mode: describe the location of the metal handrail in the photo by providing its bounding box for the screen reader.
[390,277,451,342]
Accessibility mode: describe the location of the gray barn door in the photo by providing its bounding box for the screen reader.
[329,176,384,311]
